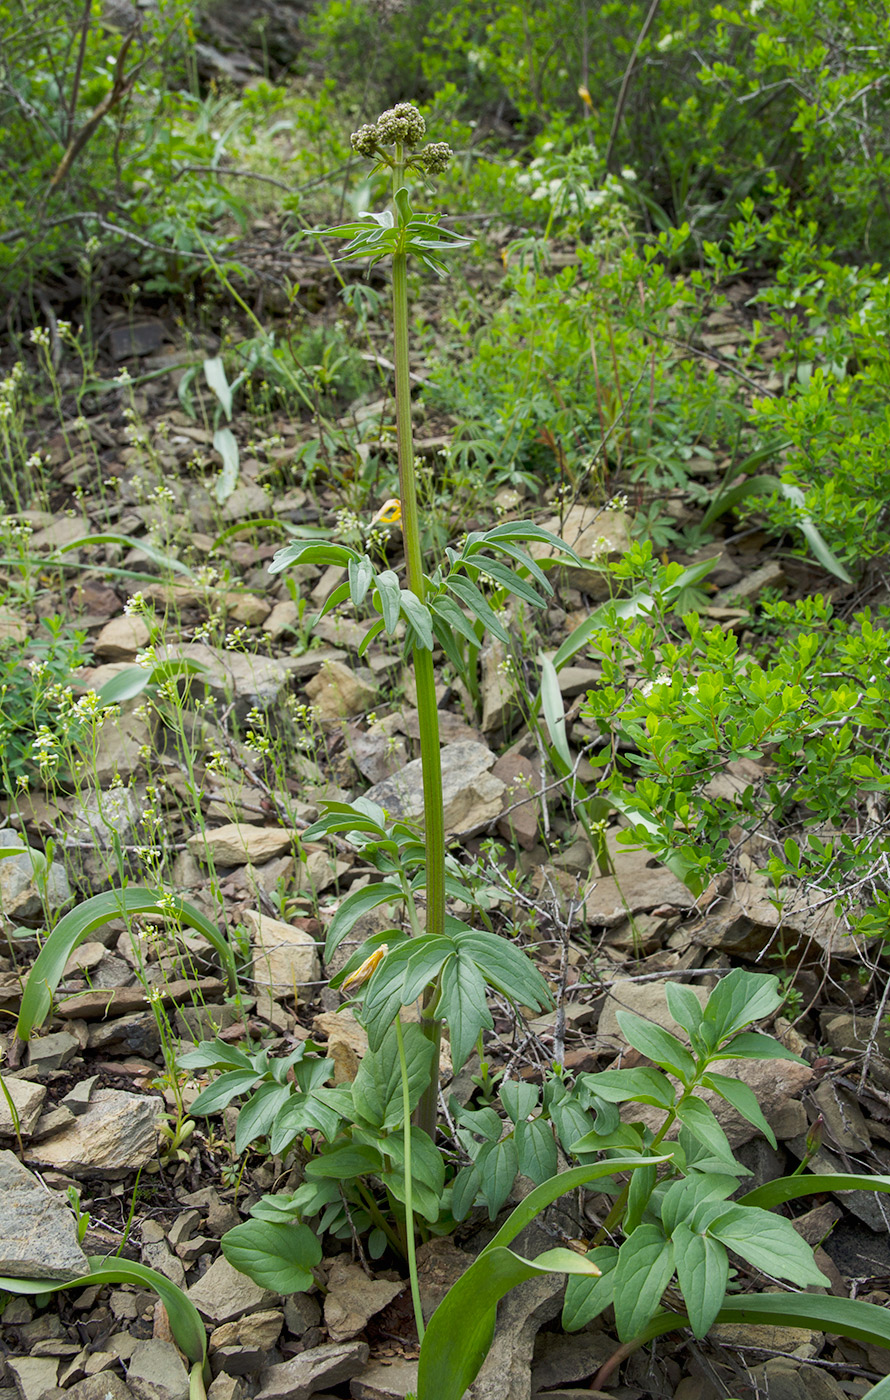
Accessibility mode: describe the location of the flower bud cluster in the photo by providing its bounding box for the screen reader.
[419,142,453,173]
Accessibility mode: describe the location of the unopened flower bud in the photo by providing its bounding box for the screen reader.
[351,123,381,158]
[419,142,453,174]
[375,102,426,147]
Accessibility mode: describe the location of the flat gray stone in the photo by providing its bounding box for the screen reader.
[25,1089,164,1178]
[257,1342,370,1400]
[0,1078,46,1136]
[365,741,505,838]
[127,1340,190,1400]
[0,1151,89,1280]
[7,1357,59,1400]
[188,1256,274,1325]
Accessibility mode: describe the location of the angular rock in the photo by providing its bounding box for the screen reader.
[126,1340,190,1400]
[349,1358,418,1399]
[365,741,506,838]
[30,515,88,550]
[158,644,292,721]
[0,1151,89,1280]
[25,1089,164,1177]
[323,1258,403,1342]
[305,660,377,720]
[209,1309,283,1372]
[223,590,271,626]
[0,606,28,642]
[714,559,785,606]
[188,1256,274,1325]
[26,1031,80,1074]
[584,831,697,926]
[479,640,518,734]
[531,1333,613,1391]
[469,1273,564,1400]
[94,712,152,785]
[347,727,408,786]
[0,1078,47,1136]
[528,504,631,597]
[63,1375,136,1400]
[256,1342,370,1400]
[95,615,151,661]
[695,882,856,960]
[493,752,542,851]
[244,907,321,995]
[263,599,300,641]
[0,829,71,922]
[187,824,297,866]
[7,1357,59,1400]
[710,1319,822,1359]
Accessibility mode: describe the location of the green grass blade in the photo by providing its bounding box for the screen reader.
[417,1246,600,1400]
[740,1173,890,1210]
[483,1158,670,1255]
[633,1290,890,1354]
[16,888,237,1040]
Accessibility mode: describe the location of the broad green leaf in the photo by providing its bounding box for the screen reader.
[500,1080,538,1125]
[374,570,402,633]
[624,1161,657,1233]
[676,1098,736,1163]
[305,1143,382,1180]
[591,1068,677,1109]
[562,1246,620,1331]
[348,554,374,607]
[445,574,510,645]
[268,540,356,575]
[401,936,455,1003]
[660,1173,736,1236]
[203,355,233,419]
[190,1069,262,1117]
[539,654,572,770]
[324,881,403,959]
[417,1246,601,1400]
[704,969,784,1042]
[612,1225,676,1341]
[451,926,551,1012]
[212,426,240,503]
[468,556,546,609]
[178,1040,254,1072]
[381,1125,445,1223]
[399,590,434,650]
[664,983,704,1039]
[740,1172,890,1211]
[438,953,493,1071]
[17,887,236,1039]
[351,1023,434,1130]
[220,1220,321,1293]
[708,1204,829,1286]
[672,1223,729,1338]
[429,593,484,651]
[701,1071,777,1148]
[478,1137,518,1218]
[451,1162,481,1221]
[710,1030,805,1063]
[235,1083,292,1153]
[515,1116,558,1183]
[615,1010,696,1081]
[358,942,422,1048]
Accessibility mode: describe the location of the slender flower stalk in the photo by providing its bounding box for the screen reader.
[388,139,447,1138]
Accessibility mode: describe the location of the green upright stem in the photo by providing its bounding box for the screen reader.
[396,1014,426,1343]
[391,152,446,1140]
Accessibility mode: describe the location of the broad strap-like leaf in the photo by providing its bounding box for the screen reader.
[418,1246,600,1400]
[17,887,236,1039]
[562,1246,620,1331]
[701,1070,777,1148]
